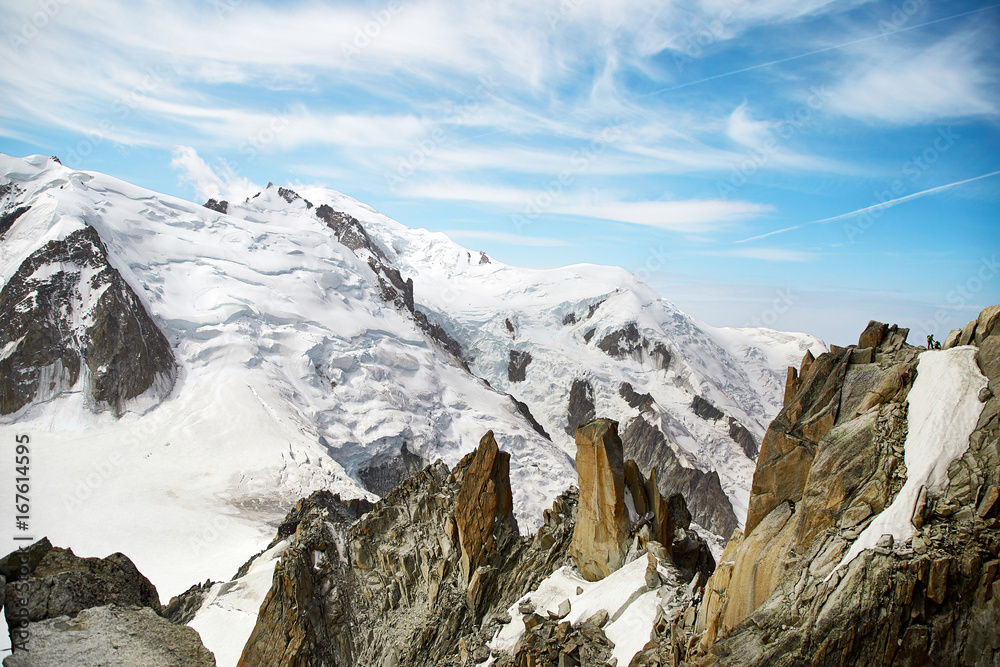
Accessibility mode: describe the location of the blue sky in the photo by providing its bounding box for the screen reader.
[1,0,997,344]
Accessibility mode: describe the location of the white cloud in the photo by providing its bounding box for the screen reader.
[169,146,259,203]
[441,230,571,247]
[551,199,774,231]
[827,30,998,124]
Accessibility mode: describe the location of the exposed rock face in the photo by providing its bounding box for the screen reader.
[238,434,581,667]
[454,431,519,584]
[570,419,631,581]
[202,198,228,214]
[728,417,759,459]
[691,395,725,421]
[658,310,1000,667]
[2,540,161,626]
[508,394,551,440]
[569,419,710,583]
[315,203,469,368]
[566,378,596,436]
[620,381,655,411]
[357,442,426,496]
[0,538,215,665]
[596,322,671,370]
[2,604,216,667]
[507,349,532,382]
[621,416,739,538]
[0,225,175,416]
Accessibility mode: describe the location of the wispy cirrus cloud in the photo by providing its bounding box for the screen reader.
[827,28,999,124]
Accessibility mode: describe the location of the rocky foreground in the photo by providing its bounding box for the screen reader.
[3,306,999,666]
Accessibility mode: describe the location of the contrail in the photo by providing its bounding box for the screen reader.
[643,4,1000,98]
[737,170,1000,243]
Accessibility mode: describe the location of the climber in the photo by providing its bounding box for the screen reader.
[926,334,935,349]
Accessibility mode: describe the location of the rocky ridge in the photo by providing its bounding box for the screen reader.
[235,422,714,666]
[635,306,1000,667]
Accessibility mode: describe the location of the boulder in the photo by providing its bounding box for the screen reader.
[570,419,631,581]
[858,320,888,349]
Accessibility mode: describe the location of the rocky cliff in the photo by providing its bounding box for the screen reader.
[0,224,175,416]
[649,306,1000,667]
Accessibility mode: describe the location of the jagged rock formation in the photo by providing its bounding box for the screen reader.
[570,419,713,583]
[237,423,715,666]
[0,538,214,665]
[621,416,739,538]
[507,349,532,382]
[570,419,633,580]
[238,434,579,667]
[202,198,228,214]
[0,224,175,416]
[566,378,596,435]
[654,308,1000,666]
[454,431,519,584]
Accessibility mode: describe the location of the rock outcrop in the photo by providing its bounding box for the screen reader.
[0,225,175,416]
[566,378,596,436]
[507,349,532,382]
[570,419,632,580]
[454,431,519,584]
[3,605,216,667]
[570,418,713,583]
[596,322,671,370]
[2,539,161,625]
[655,309,1000,666]
[0,538,215,665]
[238,434,580,667]
[357,442,426,496]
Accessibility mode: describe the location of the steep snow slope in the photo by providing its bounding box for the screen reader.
[0,155,571,602]
[299,190,826,524]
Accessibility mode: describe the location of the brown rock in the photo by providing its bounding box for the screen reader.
[454,431,518,585]
[570,419,631,581]
[977,304,1000,344]
[858,320,888,350]
[944,328,962,349]
[959,319,978,346]
[783,366,799,407]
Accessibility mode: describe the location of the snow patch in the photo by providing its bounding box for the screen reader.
[831,346,987,577]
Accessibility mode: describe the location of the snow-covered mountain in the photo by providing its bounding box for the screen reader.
[0,154,823,645]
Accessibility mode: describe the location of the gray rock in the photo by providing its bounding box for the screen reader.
[2,605,215,666]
